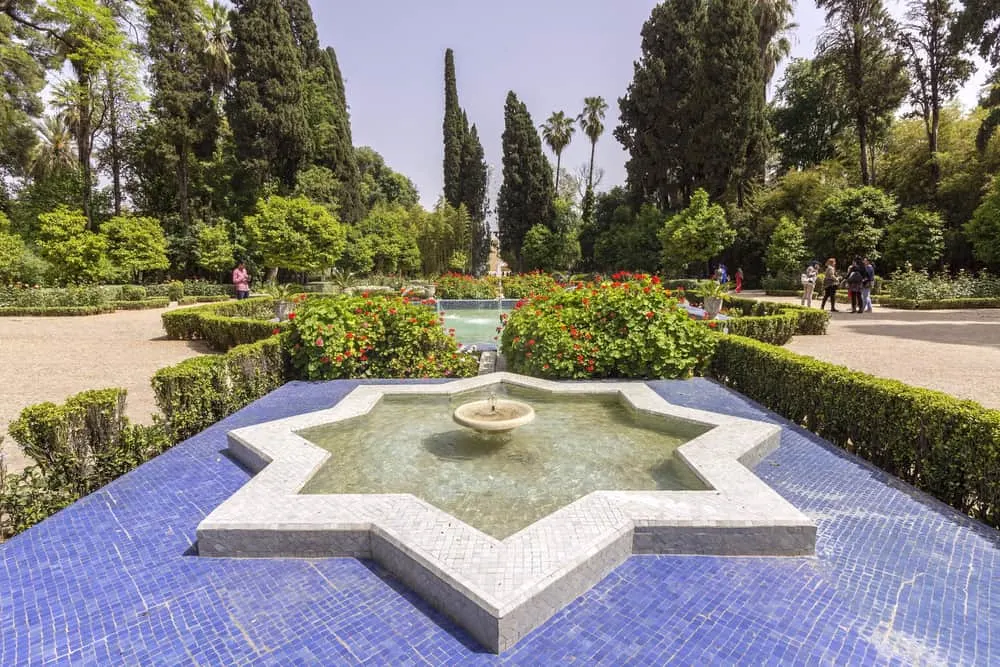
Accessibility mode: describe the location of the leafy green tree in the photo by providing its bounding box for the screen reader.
[0,7,43,186]
[354,147,420,211]
[227,0,310,199]
[415,200,471,275]
[244,195,346,279]
[578,96,608,224]
[817,0,909,185]
[900,0,975,186]
[754,0,796,85]
[541,111,575,192]
[196,222,236,275]
[318,46,363,223]
[197,0,233,99]
[356,204,421,275]
[882,206,945,270]
[0,212,28,283]
[146,0,219,232]
[658,189,736,276]
[812,186,896,260]
[771,58,850,171]
[29,115,77,181]
[977,70,1000,154]
[497,91,555,271]
[99,214,170,282]
[521,224,580,273]
[954,0,1000,67]
[965,175,1000,267]
[442,48,463,208]
[591,201,663,273]
[765,216,808,278]
[35,206,109,284]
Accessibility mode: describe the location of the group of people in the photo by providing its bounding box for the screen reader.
[712,264,744,292]
[801,257,875,313]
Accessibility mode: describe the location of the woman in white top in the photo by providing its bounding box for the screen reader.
[801,262,818,308]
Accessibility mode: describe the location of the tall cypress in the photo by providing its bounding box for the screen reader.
[227,0,311,199]
[320,46,363,222]
[146,0,218,232]
[497,91,555,272]
[443,48,463,207]
[459,118,490,272]
[281,0,323,67]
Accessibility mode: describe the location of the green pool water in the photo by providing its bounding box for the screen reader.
[442,307,510,346]
[298,385,708,539]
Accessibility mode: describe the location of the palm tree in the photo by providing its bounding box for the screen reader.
[754,0,797,86]
[540,111,575,192]
[30,115,77,180]
[577,96,608,200]
[198,0,232,100]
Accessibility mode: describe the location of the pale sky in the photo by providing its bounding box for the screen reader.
[312,1,989,209]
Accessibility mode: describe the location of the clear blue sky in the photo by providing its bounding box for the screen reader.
[312,0,989,209]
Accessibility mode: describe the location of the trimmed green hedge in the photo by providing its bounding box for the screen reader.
[709,335,1000,528]
[879,297,1000,310]
[161,296,279,351]
[178,295,230,305]
[152,336,287,441]
[726,297,830,337]
[716,310,800,345]
[111,298,171,310]
[0,305,117,316]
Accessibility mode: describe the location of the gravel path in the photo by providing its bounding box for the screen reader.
[0,307,210,473]
[741,291,1000,410]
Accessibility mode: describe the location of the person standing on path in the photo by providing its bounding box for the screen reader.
[232,261,250,300]
[821,258,839,312]
[735,268,743,293]
[801,262,818,307]
[862,258,875,313]
[846,258,865,313]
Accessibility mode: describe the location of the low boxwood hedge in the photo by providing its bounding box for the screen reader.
[161,296,279,351]
[178,295,230,305]
[111,298,171,310]
[709,335,1000,528]
[879,297,1000,310]
[0,305,117,316]
[152,336,287,441]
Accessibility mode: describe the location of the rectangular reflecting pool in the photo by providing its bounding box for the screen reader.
[441,307,510,346]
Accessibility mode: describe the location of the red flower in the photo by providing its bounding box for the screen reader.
[528,339,535,346]
[288,312,296,320]
[360,354,368,361]
[272,328,280,335]
[645,311,654,319]
[315,337,324,347]
[335,354,344,362]
[651,276,661,285]
[345,332,354,340]
[320,355,330,363]
[708,321,718,328]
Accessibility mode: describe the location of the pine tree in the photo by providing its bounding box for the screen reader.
[497,91,555,272]
[147,0,218,231]
[443,48,463,207]
[227,0,311,199]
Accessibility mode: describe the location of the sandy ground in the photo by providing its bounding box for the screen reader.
[740,291,1000,410]
[0,307,210,473]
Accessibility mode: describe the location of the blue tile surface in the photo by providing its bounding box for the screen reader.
[1,378,997,665]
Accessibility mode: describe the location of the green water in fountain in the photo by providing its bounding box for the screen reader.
[441,308,510,345]
[298,385,710,539]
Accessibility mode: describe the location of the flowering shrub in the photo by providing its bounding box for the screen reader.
[887,267,1000,301]
[434,273,496,299]
[501,273,716,379]
[500,272,559,298]
[286,294,479,380]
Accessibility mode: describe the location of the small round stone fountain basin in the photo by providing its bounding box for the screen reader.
[453,399,535,433]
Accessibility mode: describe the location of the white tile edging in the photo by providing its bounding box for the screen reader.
[196,373,816,653]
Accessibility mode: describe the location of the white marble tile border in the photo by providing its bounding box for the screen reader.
[196,373,816,653]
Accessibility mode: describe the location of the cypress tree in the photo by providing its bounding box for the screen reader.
[459,119,490,272]
[281,0,323,68]
[443,48,463,207]
[320,46,363,222]
[497,91,555,272]
[227,0,311,199]
[146,0,218,232]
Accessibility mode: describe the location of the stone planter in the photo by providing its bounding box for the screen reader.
[704,296,723,318]
[426,284,436,298]
[274,300,292,322]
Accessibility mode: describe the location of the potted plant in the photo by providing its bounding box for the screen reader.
[262,282,299,321]
[695,279,730,318]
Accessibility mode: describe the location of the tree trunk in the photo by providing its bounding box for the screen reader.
[858,112,871,186]
[554,152,561,193]
[177,144,190,231]
[109,99,122,216]
[587,140,596,192]
[76,70,94,227]
[929,105,940,187]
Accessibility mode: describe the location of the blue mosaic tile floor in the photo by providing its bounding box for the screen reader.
[1,378,997,665]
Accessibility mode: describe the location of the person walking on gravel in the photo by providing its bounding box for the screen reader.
[821,258,839,312]
[232,261,250,300]
[862,258,875,313]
